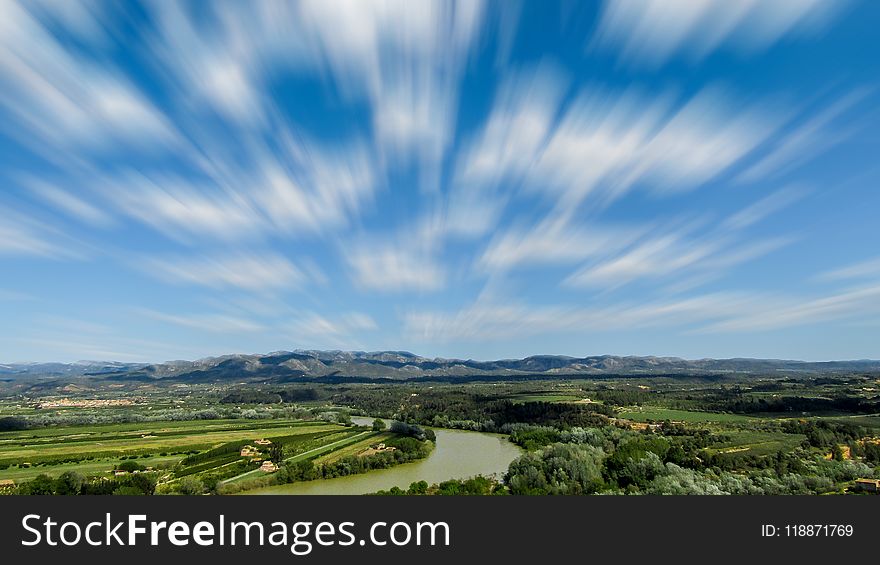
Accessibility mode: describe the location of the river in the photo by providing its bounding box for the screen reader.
[244,417,522,495]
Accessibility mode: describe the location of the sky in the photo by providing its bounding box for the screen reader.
[1,0,879,363]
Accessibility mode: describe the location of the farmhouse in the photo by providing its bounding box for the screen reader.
[259,461,278,472]
[254,439,272,446]
[240,446,259,457]
[853,478,880,492]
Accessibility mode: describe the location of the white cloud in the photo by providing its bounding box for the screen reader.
[404,292,761,342]
[564,214,793,291]
[702,284,880,332]
[0,210,81,259]
[566,233,718,289]
[140,309,266,334]
[145,253,303,292]
[737,90,866,183]
[530,86,783,208]
[297,0,485,186]
[0,1,176,154]
[456,65,567,189]
[592,0,844,68]
[103,173,264,242]
[406,279,880,342]
[346,241,446,292]
[480,214,643,272]
[253,136,377,234]
[27,179,113,227]
[816,257,880,282]
[721,187,803,231]
[285,311,379,349]
[290,312,378,336]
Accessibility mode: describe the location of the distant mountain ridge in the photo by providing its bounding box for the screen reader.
[2,350,880,383]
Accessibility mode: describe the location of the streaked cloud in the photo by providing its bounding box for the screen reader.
[346,239,446,292]
[404,292,761,342]
[480,215,643,272]
[0,1,876,362]
[816,257,880,282]
[26,178,113,227]
[0,1,177,155]
[140,309,267,334]
[530,85,785,209]
[702,284,880,332]
[144,253,304,292]
[592,0,845,68]
[0,209,81,259]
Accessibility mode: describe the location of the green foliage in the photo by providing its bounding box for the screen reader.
[375,477,499,496]
[177,476,205,495]
[116,460,145,473]
[53,471,85,495]
[506,444,605,495]
[603,436,670,488]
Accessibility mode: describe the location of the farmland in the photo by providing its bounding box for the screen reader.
[616,406,754,423]
[0,405,435,495]
[1,370,879,495]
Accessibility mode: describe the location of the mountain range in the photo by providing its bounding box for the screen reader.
[2,351,880,383]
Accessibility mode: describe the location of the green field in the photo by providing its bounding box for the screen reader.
[313,432,394,464]
[818,414,880,430]
[617,406,754,423]
[219,430,382,486]
[0,454,185,481]
[0,419,341,481]
[704,430,807,457]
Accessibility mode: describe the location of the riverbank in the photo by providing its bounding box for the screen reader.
[240,425,523,495]
[220,422,435,494]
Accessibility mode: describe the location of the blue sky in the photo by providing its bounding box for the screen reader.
[1,0,879,363]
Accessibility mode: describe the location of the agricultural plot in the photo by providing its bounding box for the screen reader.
[219,429,377,486]
[819,414,880,431]
[312,432,395,464]
[704,431,807,457]
[617,406,754,423]
[0,419,339,480]
[0,454,185,482]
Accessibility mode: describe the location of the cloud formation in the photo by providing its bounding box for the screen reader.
[592,0,845,67]
[0,1,876,361]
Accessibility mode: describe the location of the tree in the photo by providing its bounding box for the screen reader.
[19,474,55,495]
[372,419,386,432]
[116,460,145,473]
[407,480,428,495]
[269,443,285,464]
[127,473,157,495]
[112,486,144,495]
[54,471,84,495]
[178,476,205,496]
